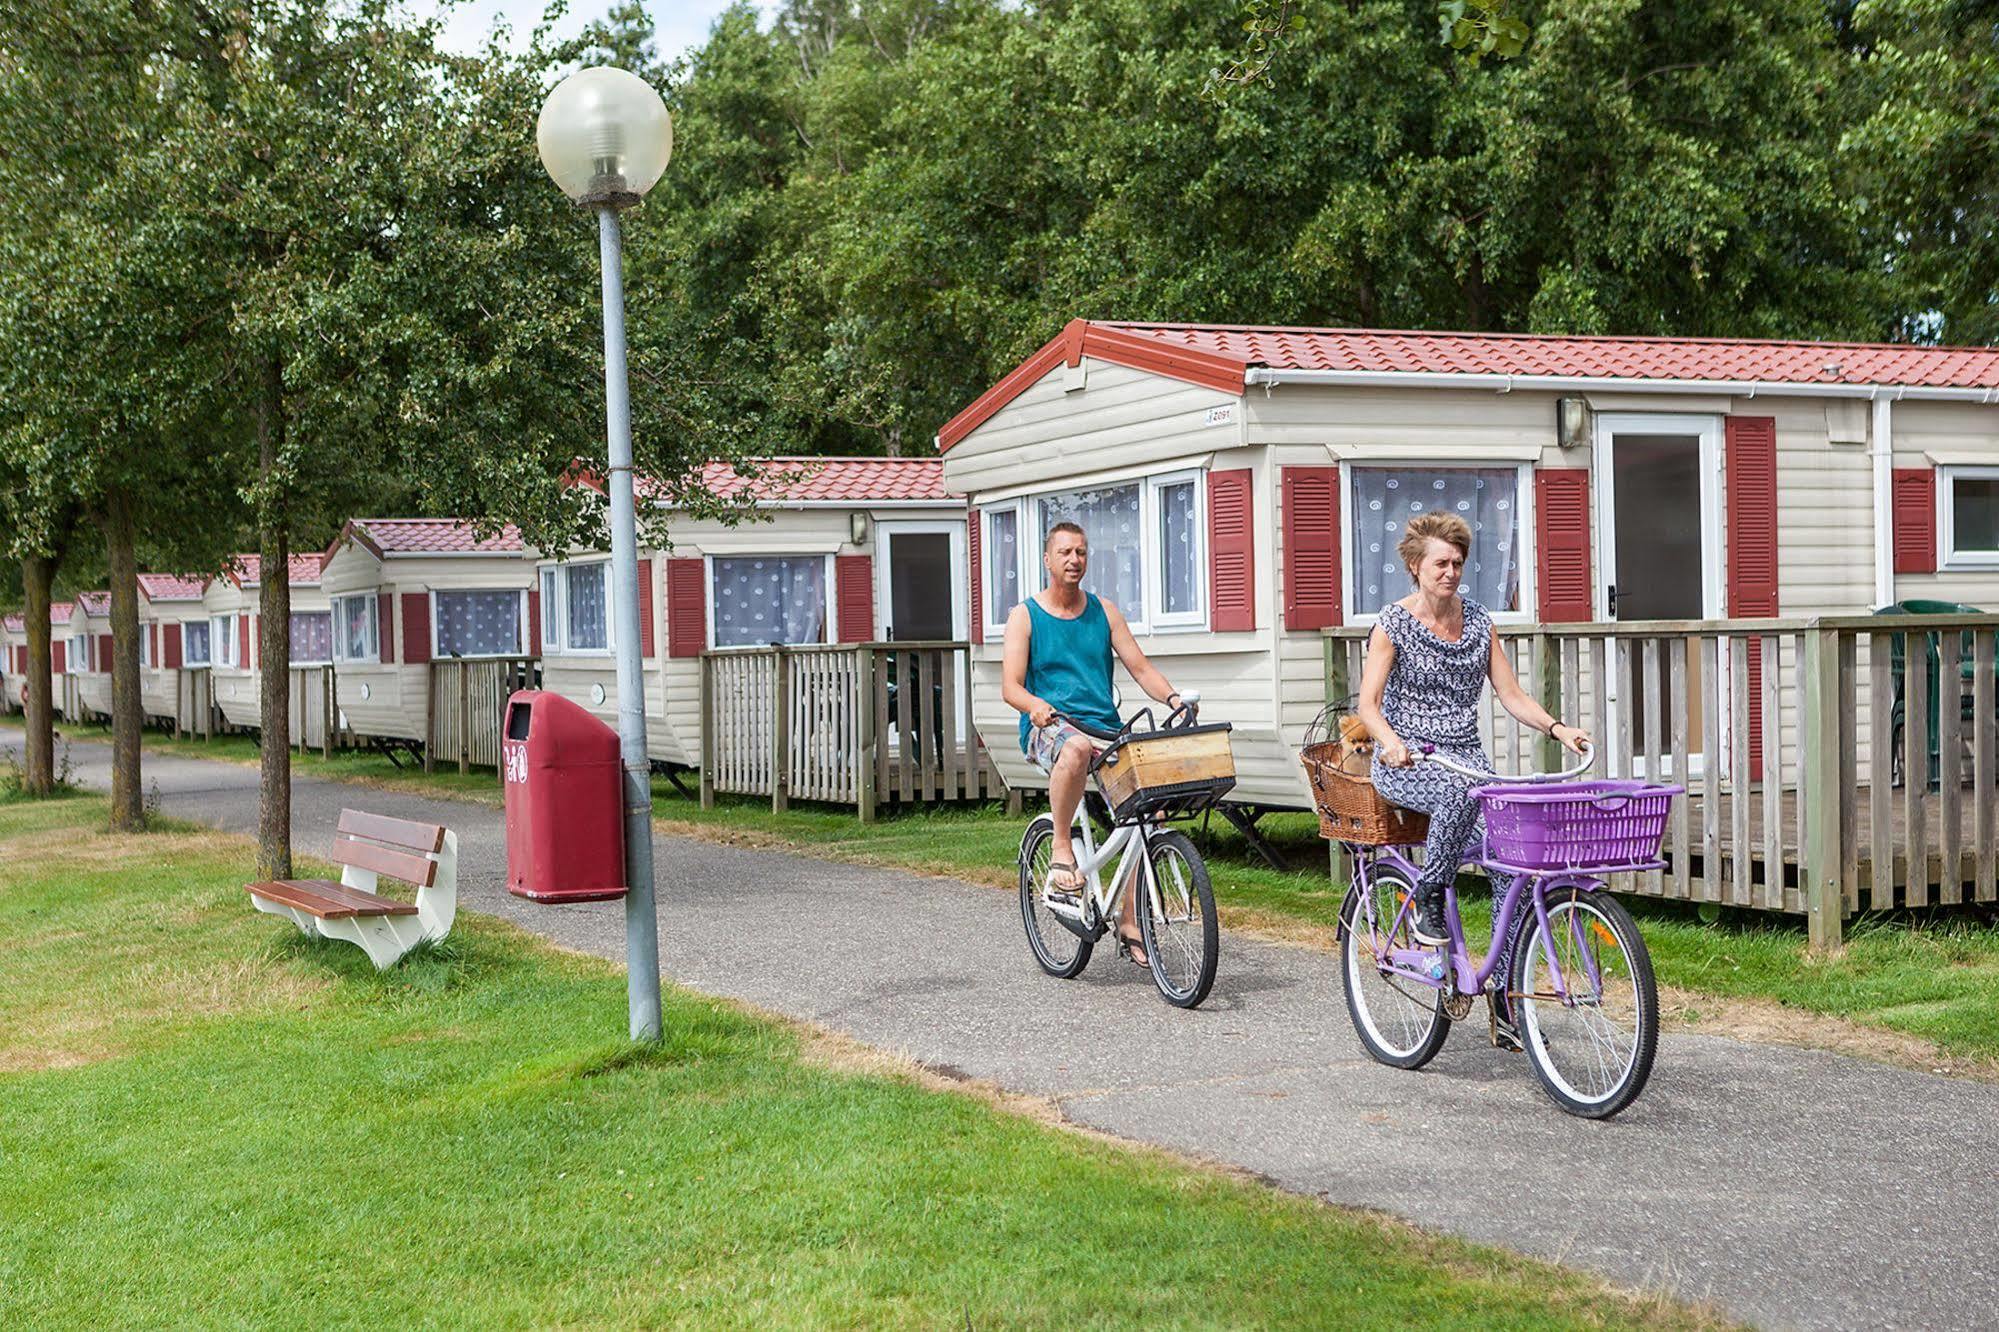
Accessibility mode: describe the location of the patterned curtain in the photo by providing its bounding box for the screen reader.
[567,564,608,650]
[1158,480,1198,615]
[985,508,1020,622]
[712,557,826,647]
[1350,467,1521,615]
[338,598,374,660]
[1038,484,1142,610]
[290,612,334,664]
[183,621,210,665]
[436,591,520,657]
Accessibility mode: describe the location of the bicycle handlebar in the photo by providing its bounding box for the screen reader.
[1414,740,1596,783]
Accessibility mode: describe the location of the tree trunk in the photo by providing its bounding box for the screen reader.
[256,353,292,879]
[21,555,56,796]
[105,489,145,829]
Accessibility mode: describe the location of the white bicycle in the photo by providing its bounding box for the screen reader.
[1017,693,1224,1009]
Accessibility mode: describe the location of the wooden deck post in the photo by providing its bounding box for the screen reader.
[423,662,437,775]
[698,652,716,809]
[856,646,876,824]
[1534,631,1562,771]
[458,662,472,775]
[323,665,335,759]
[771,647,790,814]
[1801,624,1846,952]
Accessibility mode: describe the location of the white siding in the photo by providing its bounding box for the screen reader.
[1892,400,1999,608]
[941,359,1246,497]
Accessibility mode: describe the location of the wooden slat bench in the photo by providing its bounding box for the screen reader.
[247,810,459,969]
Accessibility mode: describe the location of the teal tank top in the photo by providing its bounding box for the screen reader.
[1019,594,1121,751]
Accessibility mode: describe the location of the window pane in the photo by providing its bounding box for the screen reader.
[1953,477,1999,553]
[567,564,608,650]
[711,557,828,647]
[986,508,1019,622]
[539,570,559,648]
[1038,484,1143,612]
[436,590,521,656]
[1350,468,1521,615]
[183,621,210,665]
[290,612,333,663]
[1158,481,1198,615]
[339,597,373,660]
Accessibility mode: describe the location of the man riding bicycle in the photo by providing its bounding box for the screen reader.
[1000,521,1185,965]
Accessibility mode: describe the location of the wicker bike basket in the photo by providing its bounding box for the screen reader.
[1299,700,1430,845]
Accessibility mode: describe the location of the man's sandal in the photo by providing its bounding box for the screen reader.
[1115,928,1149,968]
[1045,862,1083,896]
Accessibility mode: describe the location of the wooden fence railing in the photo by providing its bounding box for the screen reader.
[286,666,356,756]
[425,657,539,773]
[1327,613,1999,947]
[699,641,1002,819]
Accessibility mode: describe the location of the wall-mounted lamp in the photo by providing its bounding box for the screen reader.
[850,511,871,546]
[1556,397,1591,451]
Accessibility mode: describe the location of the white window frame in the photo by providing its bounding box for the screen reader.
[705,553,835,650]
[69,632,88,675]
[139,627,151,669]
[429,588,529,660]
[873,520,969,642]
[1939,465,1999,570]
[290,610,334,667]
[1339,460,1539,626]
[182,619,211,667]
[331,594,379,665]
[211,616,237,669]
[980,469,1212,638]
[536,560,615,657]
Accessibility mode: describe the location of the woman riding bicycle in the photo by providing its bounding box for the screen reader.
[1356,511,1590,1039]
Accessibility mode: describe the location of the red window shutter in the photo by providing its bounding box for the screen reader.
[968,508,984,645]
[164,624,183,669]
[98,634,113,669]
[377,594,395,664]
[150,624,161,664]
[238,617,250,669]
[1208,468,1256,632]
[527,588,542,655]
[637,559,656,657]
[402,593,432,664]
[52,641,65,674]
[1535,469,1594,623]
[1891,467,1936,575]
[1281,466,1341,631]
[836,554,875,642]
[1726,416,1780,779]
[666,558,707,657]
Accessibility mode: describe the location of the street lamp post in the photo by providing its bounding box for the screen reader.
[537,67,675,1041]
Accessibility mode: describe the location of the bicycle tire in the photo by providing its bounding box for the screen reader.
[1512,887,1657,1119]
[1340,862,1451,1069]
[1019,816,1093,979]
[1137,830,1218,1009]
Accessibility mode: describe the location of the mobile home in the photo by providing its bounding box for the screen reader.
[1,613,24,713]
[541,457,966,767]
[64,593,114,722]
[201,554,329,731]
[319,518,537,751]
[939,321,1999,808]
[136,574,211,730]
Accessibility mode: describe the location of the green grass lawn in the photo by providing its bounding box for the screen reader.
[16,713,1999,1065]
[0,792,1723,1329]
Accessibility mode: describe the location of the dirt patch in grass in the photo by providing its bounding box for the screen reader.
[1659,984,1999,1083]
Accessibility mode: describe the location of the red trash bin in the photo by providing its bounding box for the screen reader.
[502,690,627,902]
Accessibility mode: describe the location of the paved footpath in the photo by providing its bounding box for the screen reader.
[13,732,1997,1331]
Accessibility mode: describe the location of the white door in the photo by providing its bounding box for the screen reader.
[1593,414,1725,778]
[874,520,967,643]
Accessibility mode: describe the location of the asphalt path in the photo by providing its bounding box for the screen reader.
[11,730,1997,1331]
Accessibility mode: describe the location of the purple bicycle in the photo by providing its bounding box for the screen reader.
[1338,745,1681,1119]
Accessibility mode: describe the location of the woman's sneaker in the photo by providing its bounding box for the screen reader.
[1410,888,1450,946]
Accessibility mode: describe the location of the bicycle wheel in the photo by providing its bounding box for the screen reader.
[1512,886,1657,1119]
[1340,861,1450,1069]
[1018,816,1093,978]
[1136,830,1218,1009]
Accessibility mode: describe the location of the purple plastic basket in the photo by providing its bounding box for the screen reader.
[1475,779,1682,871]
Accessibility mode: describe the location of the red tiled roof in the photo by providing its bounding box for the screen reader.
[333,518,526,559]
[48,602,72,622]
[230,553,325,587]
[78,591,111,616]
[137,573,207,602]
[937,319,1999,449]
[2,614,22,632]
[632,457,949,504]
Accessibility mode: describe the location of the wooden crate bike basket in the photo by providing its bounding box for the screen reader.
[1096,718,1237,823]
[1299,700,1429,845]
